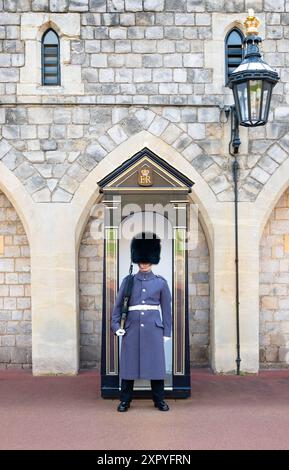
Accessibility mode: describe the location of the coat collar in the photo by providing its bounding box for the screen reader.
[135,269,155,281]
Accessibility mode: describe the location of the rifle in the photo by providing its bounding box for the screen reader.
[120,262,134,330]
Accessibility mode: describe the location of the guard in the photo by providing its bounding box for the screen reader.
[111,232,172,412]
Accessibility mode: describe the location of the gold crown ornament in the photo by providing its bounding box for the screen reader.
[244,9,261,36]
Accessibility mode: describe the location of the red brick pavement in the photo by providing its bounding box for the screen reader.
[0,368,289,450]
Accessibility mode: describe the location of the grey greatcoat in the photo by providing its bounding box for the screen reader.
[111,269,172,380]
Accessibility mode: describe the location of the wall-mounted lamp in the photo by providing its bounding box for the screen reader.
[228,9,280,154]
[225,10,280,376]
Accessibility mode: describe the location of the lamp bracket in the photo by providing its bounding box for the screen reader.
[229,105,241,156]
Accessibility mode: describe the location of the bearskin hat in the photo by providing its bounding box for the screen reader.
[130,232,161,264]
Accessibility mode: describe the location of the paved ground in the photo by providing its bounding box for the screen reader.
[0,369,289,450]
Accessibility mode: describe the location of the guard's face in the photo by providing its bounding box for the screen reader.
[138,262,152,272]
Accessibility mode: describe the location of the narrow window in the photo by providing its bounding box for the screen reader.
[42,29,60,86]
[225,28,244,86]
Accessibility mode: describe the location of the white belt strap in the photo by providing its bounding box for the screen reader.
[128,304,160,311]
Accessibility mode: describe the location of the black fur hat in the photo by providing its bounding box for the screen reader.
[131,232,161,264]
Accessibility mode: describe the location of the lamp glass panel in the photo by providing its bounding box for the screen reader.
[261,81,271,122]
[236,82,248,122]
[249,80,262,123]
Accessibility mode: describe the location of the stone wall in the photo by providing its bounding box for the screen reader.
[1,104,289,205]
[79,208,104,368]
[0,190,31,369]
[0,1,289,205]
[78,209,210,369]
[260,186,289,367]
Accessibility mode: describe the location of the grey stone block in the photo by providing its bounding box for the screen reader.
[0,311,11,320]
[90,0,107,11]
[209,175,230,194]
[172,133,192,152]
[198,107,219,122]
[24,174,47,194]
[267,26,283,39]
[107,0,124,12]
[165,0,186,11]
[78,154,99,172]
[120,116,142,136]
[187,69,212,83]
[250,166,271,184]
[134,108,155,128]
[144,0,164,11]
[175,13,195,25]
[264,0,285,12]
[205,0,224,11]
[15,334,32,347]
[86,142,107,160]
[14,162,35,181]
[0,54,11,67]
[2,125,20,140]
[101,13,120,26]
[0,68,19,83]
[2,149,24,170]
[224,0,244,12]
[181,108,197,122]
[183,143,203,161]
[142,54,162,67]
[69,0,89,11]
[32,0,49,10]
[164,26,183,39]
[120,13,136,25]
[34,163,53,178]
[80,346,97,361]
[11,347,31,364]
[1,13,20,24]
[107,124,128,143]
[80,320,94,334]
[94,26,109,39]
[50,0,69,11]
[59,175,79,194]
[267,143,288,163]
[258,155,279,175]
[40,140,58,151]
[187,0,205,11]
[191,154,214,172]
[0,347,11,363]
[0,138,11,159]
[125,0,144,12]
[145,26,164,39]
[135,15,154,28]
[85,40,101,53]
[148,115,169,135]
[46,151,66,164]
[67,162,89,182]
[90,107,112,124]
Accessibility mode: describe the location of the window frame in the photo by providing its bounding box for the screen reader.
[41,28,61,87]
[225,27,244,87]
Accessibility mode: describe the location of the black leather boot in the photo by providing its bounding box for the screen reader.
[154,400,169,411]
[117,401,130,412]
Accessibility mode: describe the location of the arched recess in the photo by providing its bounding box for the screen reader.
[0,163,34,369]
[259,186,289,367]
[74,133,219,370]
[254,152,289,368]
